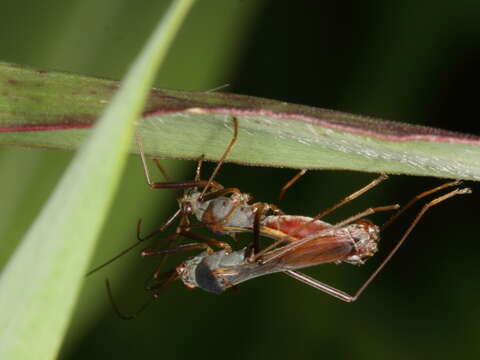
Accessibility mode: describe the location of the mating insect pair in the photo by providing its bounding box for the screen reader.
[90,116,471,315]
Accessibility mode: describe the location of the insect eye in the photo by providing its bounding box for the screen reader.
[183,202,193,213]
[176,264,186,275]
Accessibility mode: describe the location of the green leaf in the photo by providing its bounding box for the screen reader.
[0,63,479,180]
[0,1,196,359]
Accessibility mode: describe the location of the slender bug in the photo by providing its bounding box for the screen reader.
[169,182,470,301]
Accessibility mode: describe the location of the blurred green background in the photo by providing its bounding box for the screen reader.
[0,0,479,359]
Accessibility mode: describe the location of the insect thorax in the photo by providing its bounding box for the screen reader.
[188,193,256,232]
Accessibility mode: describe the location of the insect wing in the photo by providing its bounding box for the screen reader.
[261,231,355,269]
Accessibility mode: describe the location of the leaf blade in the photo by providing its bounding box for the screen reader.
[0,65,479,180]
[0,1,196,359]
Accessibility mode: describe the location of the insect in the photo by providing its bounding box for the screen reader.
[169,181,470,301]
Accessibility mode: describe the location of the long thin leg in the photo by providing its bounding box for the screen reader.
[284,271,354,302]
[381,180,461,230]
[246,203,266,258]
[144,229,233,286]
[180,230,232,253]
[142,217,187,280]
[136,133,213,190]
[142,242,212,257]
[152,159,171,181]
[195,155,205,181]
[148,270,180,296]
[139,211,195,283]
[316,174,389,220]
[200,116,239,199]
[245,201,283,258]
[200,187,242,202]
[284,187,471,302]
[141,229,232,257]
[192,154,223,191]
[278,169,307,203]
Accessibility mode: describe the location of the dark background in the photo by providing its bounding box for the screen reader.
[0,0,479,359]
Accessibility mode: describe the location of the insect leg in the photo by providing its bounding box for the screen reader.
[381,180,462,230]
[195,154,205,181]
[146,269,180,295]
[152,158,171,181]
[106,269,179,320]
[350,186,471,301]
[200,187,242,201]
[200,116,239,199]
[284,270,356,302]
[178,230,233,253]
[141,228,232,257]
[136,133,214,190]
[277,169,307,203]
[285,186,471,302]
[244,202,266,259]
[314,174,389,221]
[141,241,212,257]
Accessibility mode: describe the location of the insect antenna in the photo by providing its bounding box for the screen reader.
[86,239,144,277]
[86,208,182,276]
[85,221,157,277]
